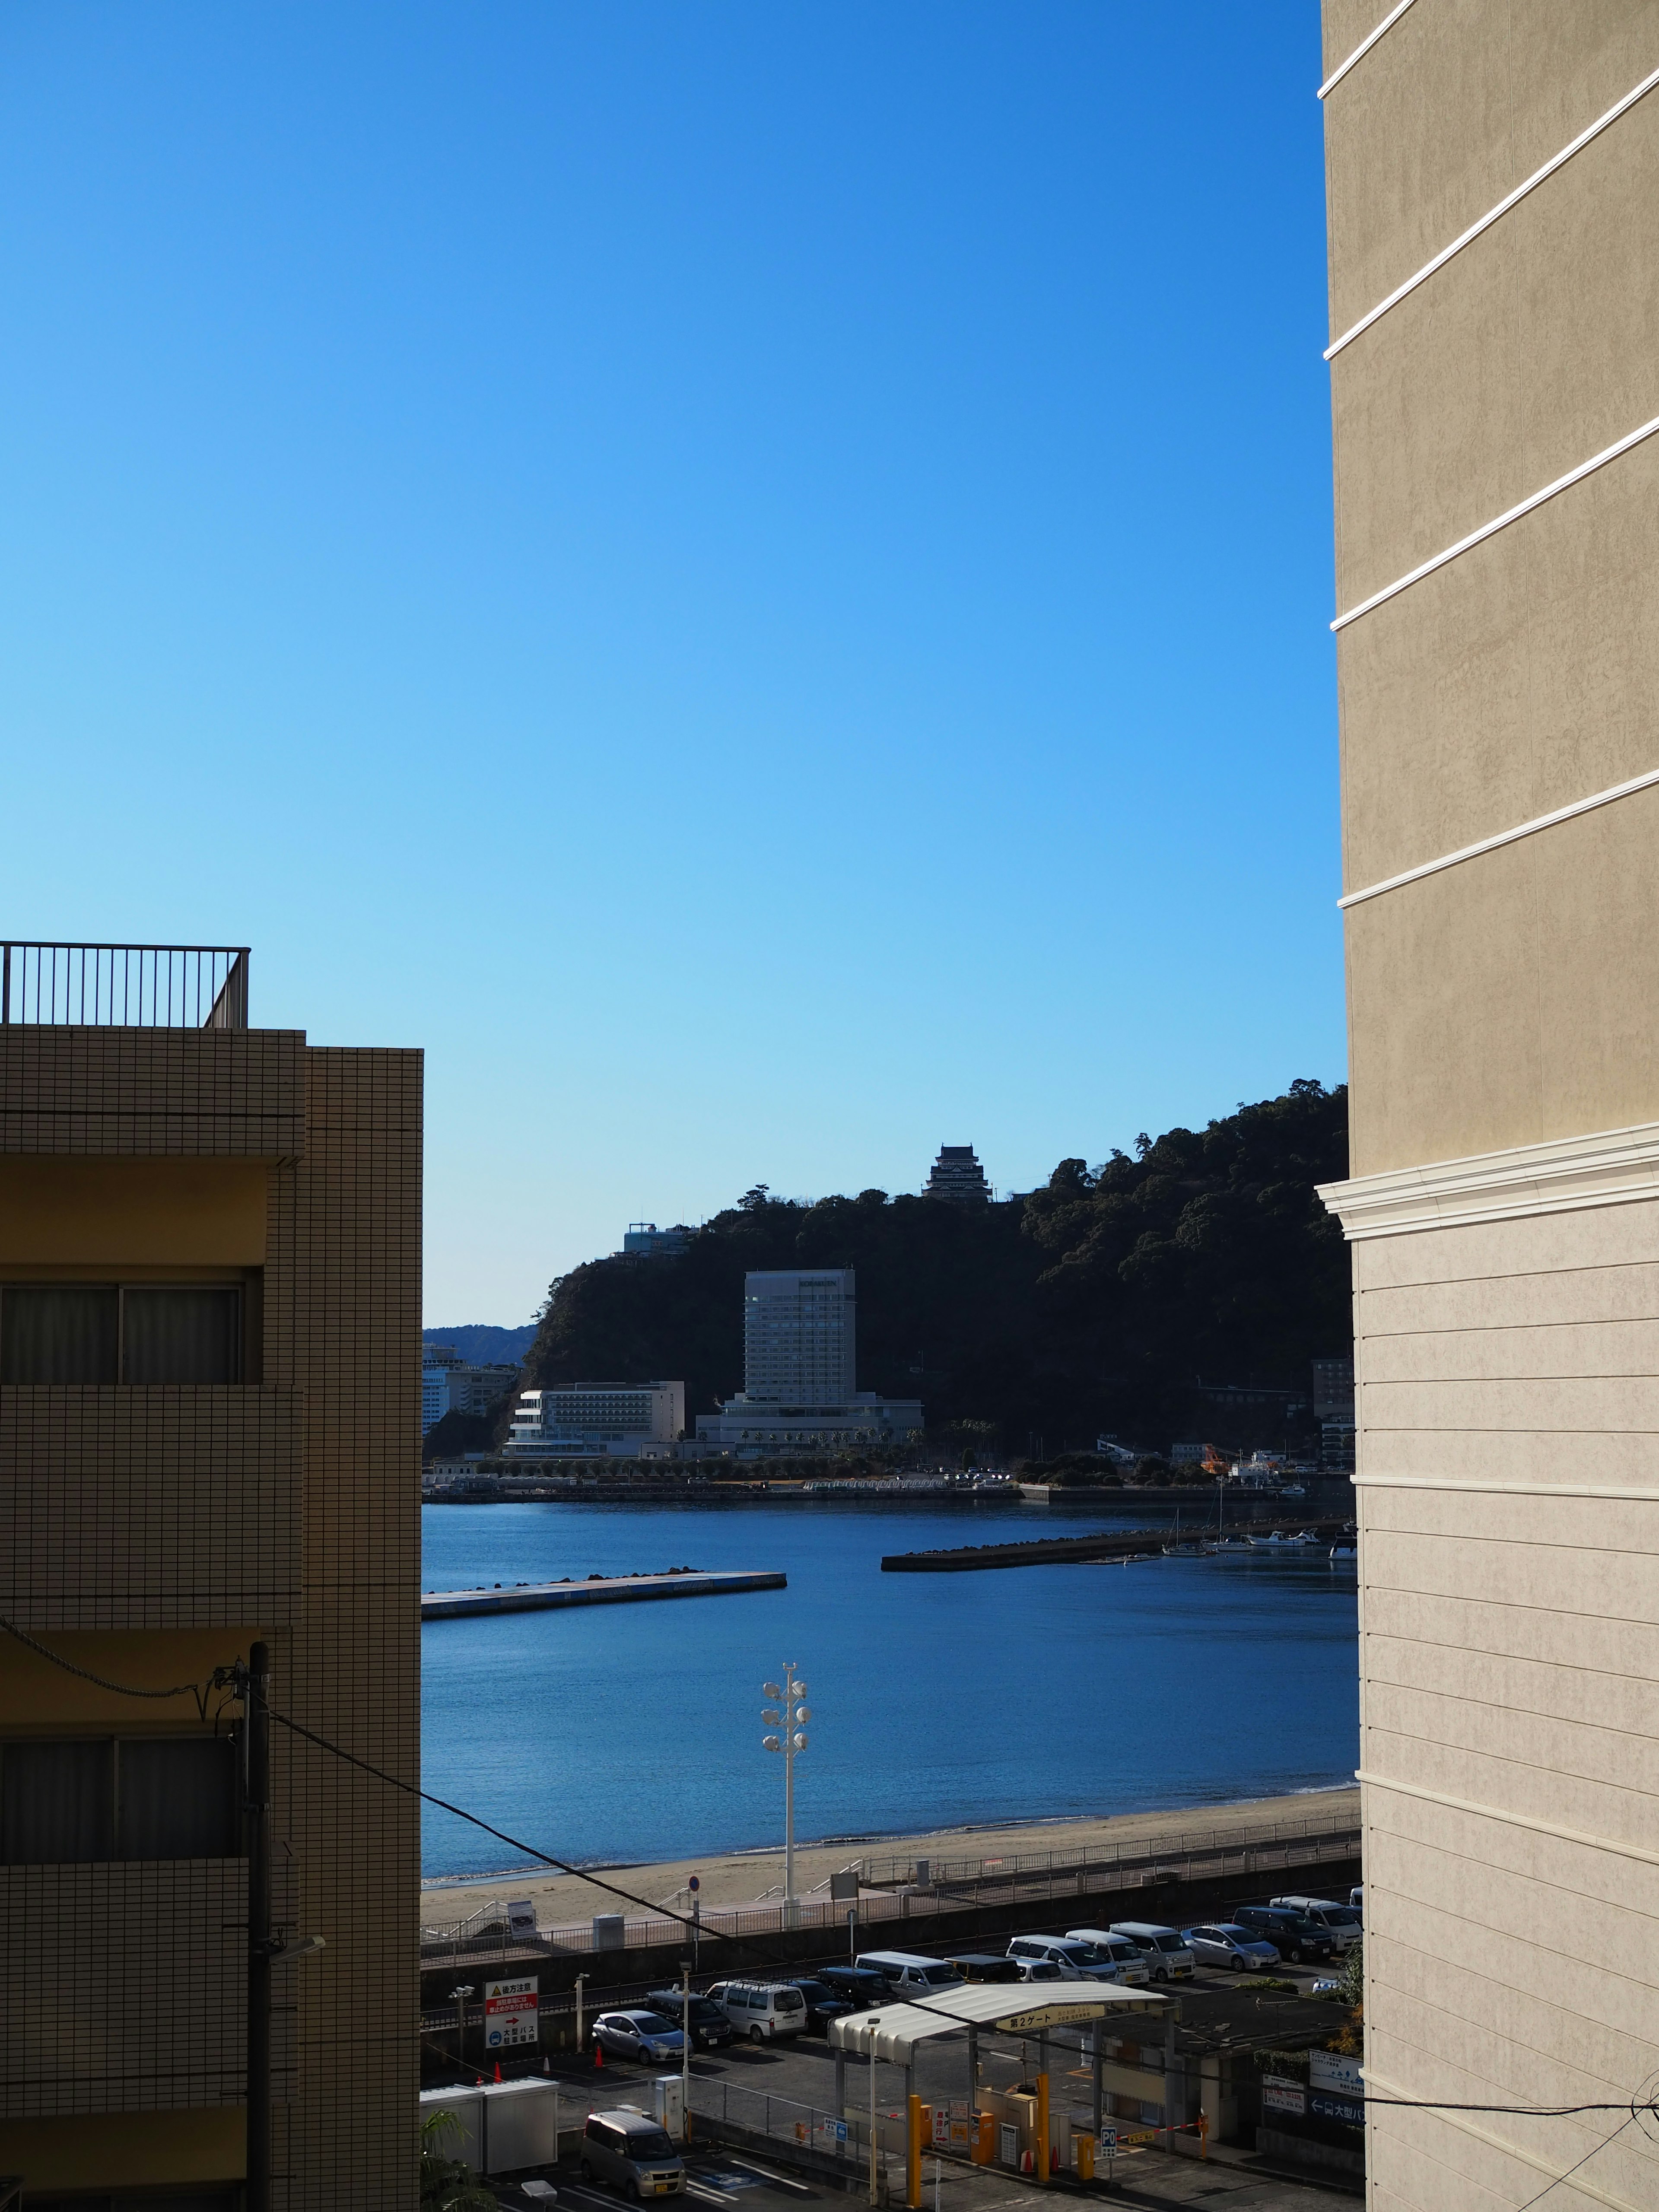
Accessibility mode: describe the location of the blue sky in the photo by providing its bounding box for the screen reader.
[0,3,1338,1323]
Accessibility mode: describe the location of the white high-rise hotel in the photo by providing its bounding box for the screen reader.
[742,1271,857,1401]
[696,1269,922,1452]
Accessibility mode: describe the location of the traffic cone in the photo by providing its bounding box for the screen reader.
[594,2040,604,2069]
[494,2063,502,2084]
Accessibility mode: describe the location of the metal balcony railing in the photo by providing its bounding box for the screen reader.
[0,942,250,1029]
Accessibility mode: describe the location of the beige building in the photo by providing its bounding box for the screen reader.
[0,944,420,2209]
[1316,7,1659,2207]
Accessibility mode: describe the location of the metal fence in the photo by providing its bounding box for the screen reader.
[860,1808,1360,1890]
[418,1812,1360,1966]
[0,941,250,1028]
[688,2078,885,2173]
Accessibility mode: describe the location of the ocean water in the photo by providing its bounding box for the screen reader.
[420,1497,1358,1881]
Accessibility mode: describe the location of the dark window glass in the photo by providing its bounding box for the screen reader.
[0,1739,112,1862]
[117,1737,238,1858]
[0,1287,119,1382]
[121,1288,241,1383]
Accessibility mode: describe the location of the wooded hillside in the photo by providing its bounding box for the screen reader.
[516,1079,1350,1454]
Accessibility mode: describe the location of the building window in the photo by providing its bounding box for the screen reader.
[0,1285,243,1384]
[0,1735,240,1863]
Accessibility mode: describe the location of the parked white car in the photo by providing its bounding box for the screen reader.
[1183,1923,1281,1972]
[1269,1896,1363,1954]
[1005,1936,1120,1983]
[1062,1930,1151,1985]
[1108,1922,1196,1981]
[702,1980,807,2043]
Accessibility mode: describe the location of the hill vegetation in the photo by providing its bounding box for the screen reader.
[515,1080,1350,1456]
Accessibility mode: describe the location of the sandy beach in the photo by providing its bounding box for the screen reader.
[419,1785,1359,1929]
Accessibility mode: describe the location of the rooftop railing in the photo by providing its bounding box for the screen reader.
[0,943,250,1030]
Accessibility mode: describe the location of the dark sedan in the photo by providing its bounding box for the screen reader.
[783,1978,855,2034]
[1233,1906,1335,1965]
[645,1991,734,2051]
[818,1966,890,2010]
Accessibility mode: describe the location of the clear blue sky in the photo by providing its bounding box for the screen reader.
[0,3,1338,1325]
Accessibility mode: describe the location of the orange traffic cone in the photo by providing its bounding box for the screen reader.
[494,2063,502,2083]
[594,2040,604,2069]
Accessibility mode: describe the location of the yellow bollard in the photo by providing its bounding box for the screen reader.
[1036,2074,1050,2184]
[1199,2112,1209,2161]
[907,2095,924,2210]
[1075,2133,1094,2183]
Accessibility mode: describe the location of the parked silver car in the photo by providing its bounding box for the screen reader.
[1182,1923,1281,1972]
[580,2108,686,2198]
[591,2009,687,2063]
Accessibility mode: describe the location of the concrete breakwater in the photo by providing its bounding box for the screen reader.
[420,1567,786,1620]
[881,1519,1352,1571]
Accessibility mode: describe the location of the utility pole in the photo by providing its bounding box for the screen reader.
[679,1961,692,2141]
[245,1640,272,2212]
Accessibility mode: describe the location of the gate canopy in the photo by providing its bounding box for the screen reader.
[828,1982,1172,2064]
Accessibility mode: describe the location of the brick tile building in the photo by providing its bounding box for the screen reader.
[0,945,420,2209]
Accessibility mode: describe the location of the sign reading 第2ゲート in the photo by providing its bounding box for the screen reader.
[485,1976,540,2049]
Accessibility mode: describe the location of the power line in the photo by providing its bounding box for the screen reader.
[0,1614,218,1716]
[13,1611,1659,2129]
[0,1618,723,1939]
[262,1695,727,1942]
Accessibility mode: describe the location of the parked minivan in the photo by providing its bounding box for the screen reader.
[854,1951,965,2000]
[581,2108,686,2198]
[1268,1897,1363,1954]
[1108,1922,1196,1981]
[703,1980,808,2043]
[1062,1929,1152,1986]
[1005,1936,1119,1983]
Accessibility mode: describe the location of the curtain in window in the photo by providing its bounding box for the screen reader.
[117,1737,238,1857]
[0,1287,119,1383]
[0,1739,112,1861]
[122,1288,241,1383]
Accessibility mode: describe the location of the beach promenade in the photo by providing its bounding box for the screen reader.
[419,1784,1360,1927]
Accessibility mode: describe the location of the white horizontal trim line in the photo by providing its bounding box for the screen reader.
[1356,1473,1659,1503]
[1319,1117,1659,1240]
[1332,412,1659,631]
[1362,2069,1645,2212]
[1357,1769,1659,1872]
[1327,63,1659,357]
[1317,0,1421,99]
[1339,766,1659,907]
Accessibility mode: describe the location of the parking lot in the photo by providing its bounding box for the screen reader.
[471,1950,1360,2212]
[478,2113,1357,2212]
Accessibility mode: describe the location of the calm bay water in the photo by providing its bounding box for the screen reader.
[420,1497,1358,1881]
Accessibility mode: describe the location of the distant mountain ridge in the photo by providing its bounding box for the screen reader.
[423,1323,537,1365]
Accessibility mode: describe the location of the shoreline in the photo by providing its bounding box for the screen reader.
[419,1783,1360,1926]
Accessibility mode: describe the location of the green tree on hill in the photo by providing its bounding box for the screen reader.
[515,1081,1349,1452]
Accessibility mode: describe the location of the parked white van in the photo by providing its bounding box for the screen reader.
[1062,1929,1152,1985]
[702,1980,807,2043]
[854,1951,965,2000]
[1268,1896,1363,1954]
[1107,1922,1196,1981]
[1005,1936,1119,1983]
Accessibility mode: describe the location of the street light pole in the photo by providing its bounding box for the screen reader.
[451,1985,475,2076]
[761,1662,811,1920]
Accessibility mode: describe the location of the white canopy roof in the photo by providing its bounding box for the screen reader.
[828,1982,1171,2063]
